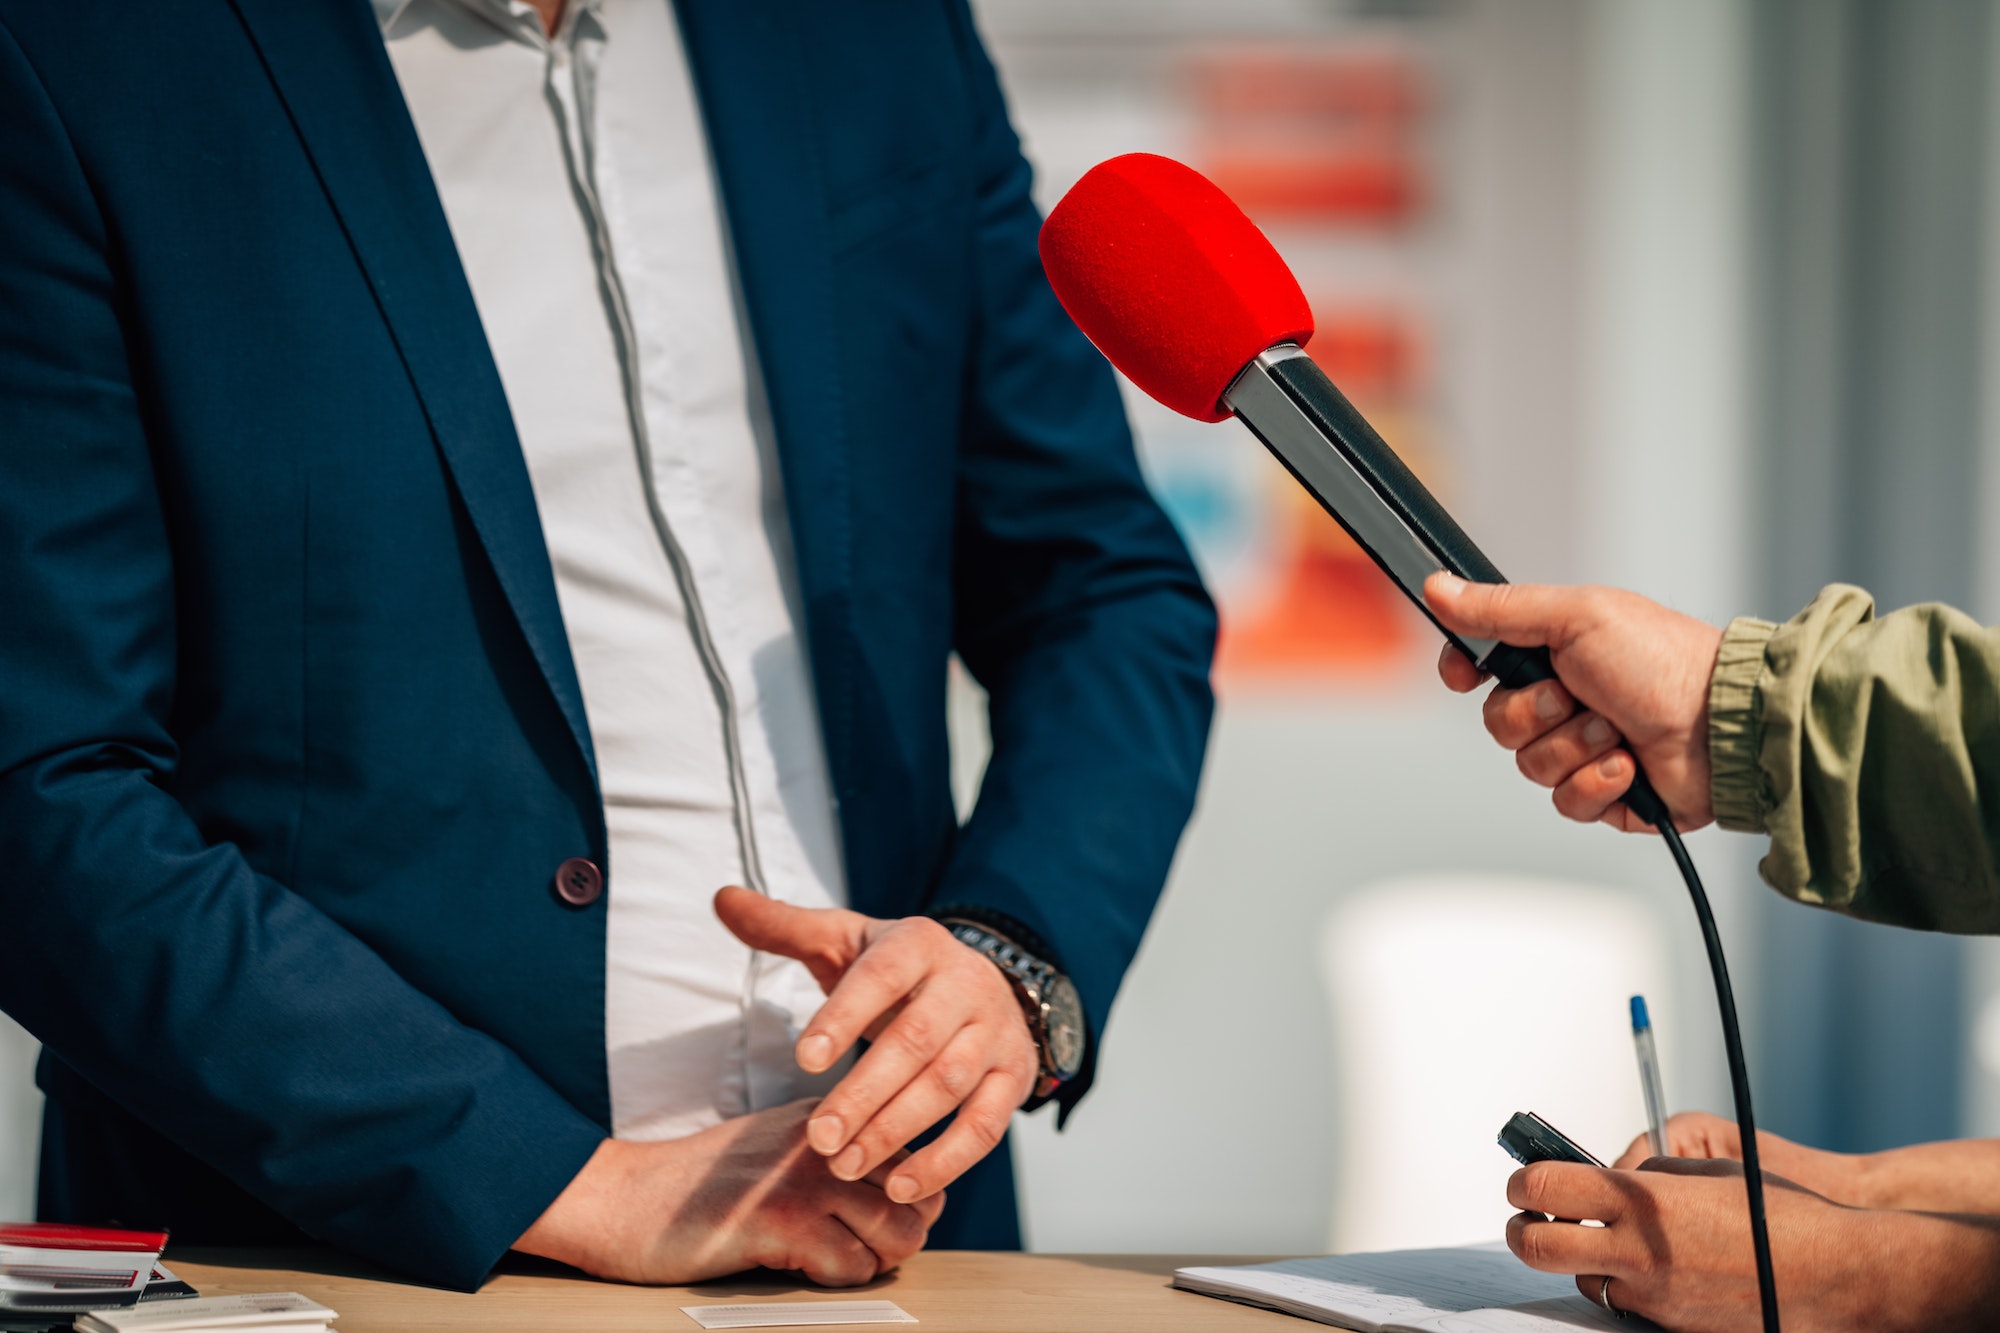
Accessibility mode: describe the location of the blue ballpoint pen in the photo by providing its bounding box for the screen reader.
[1630,995,1669,1159]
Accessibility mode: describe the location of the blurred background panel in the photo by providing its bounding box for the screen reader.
[1748,0,1992,1161]
[6,0,2000,1260]
[969,0,2000,1254]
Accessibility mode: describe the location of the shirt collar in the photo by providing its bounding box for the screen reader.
[374,0,605,41]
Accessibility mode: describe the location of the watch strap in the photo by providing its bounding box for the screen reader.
[925,903,1059,971]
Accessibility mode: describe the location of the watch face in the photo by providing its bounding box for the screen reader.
[1046,974,1086,1079]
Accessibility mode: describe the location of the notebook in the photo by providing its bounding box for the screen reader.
[0,1261,195,1333]
[0,1224,170,1315]
[1173,1244,1655,1331]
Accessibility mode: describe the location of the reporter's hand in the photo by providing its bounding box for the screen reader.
[514,1099,943,1286]
[1423,573,1723,832]
[1611,1110,1865,1205]
[1504,1158,2000,1333]
[713,886,1039,1206]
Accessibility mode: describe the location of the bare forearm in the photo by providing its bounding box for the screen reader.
[1849,1139,2000,1214]
[1856,1208,2000,1333]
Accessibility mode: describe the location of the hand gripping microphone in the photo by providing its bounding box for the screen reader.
[1040,152,1782,1333]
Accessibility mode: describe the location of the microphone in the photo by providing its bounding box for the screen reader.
[1039,152,1782,1333]
[1041,154,1592,714]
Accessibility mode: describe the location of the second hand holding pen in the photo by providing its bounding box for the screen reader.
[1631,995,1669,1160]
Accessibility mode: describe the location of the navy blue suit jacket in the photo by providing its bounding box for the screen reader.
[0,0,1214,1289]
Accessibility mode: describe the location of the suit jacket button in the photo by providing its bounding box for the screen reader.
[553,857,603,907]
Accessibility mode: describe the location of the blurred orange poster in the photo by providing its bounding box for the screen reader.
[1188,45,1428,229]
[1156,40,1442,689]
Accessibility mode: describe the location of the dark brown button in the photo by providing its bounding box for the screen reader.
[553,857,603,907]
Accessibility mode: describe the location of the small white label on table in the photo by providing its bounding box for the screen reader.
[680,1300,916,1328]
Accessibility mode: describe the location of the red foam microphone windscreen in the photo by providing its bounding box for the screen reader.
[1039,153,1314,423]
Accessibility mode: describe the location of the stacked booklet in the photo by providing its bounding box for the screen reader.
[77,1294,336,1333]
[0,1224,169,1319]
[1174,1244,1651,1331]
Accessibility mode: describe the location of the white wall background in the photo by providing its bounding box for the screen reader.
[1579,0,1751,625]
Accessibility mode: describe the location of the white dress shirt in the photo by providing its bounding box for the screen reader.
[376,0,849,1140]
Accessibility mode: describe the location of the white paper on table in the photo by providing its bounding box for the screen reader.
[680,1299,916,1328]
[77,1292,335,1331]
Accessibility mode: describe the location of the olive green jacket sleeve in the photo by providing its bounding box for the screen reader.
[1708,583,2000,933]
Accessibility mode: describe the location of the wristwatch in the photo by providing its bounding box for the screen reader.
[940,917,1086,1100]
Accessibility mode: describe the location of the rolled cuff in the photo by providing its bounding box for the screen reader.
[1709,616,1779,833]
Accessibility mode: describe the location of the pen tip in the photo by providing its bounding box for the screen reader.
[1630,994,1650,1029]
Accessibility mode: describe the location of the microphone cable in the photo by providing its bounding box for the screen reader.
[1625,775,1780,1333]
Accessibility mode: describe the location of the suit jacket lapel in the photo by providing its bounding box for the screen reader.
[674,2,860,818]
[227,0,599,787]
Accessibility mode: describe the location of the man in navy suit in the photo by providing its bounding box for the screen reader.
[0,0,1212,1293]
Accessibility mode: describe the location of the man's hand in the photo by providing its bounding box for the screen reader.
[1423,573,1724,832]
[513,1099,943,1286]
[1504,1158,2000,1332]
[713,886,1040,1206]
[1610,1110,1866,1204]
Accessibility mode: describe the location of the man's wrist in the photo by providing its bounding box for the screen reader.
[930,907,1085,1102]
[513,1137,634,1272]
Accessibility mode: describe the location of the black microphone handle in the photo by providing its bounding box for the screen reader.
[1229,349,1671,826]
[1478,641,1557,690]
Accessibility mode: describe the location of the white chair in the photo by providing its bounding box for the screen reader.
[0,1014,39,1219]
[1320,875,1674,1253]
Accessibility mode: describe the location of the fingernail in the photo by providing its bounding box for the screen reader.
[1584,716,1614,746]
[1430,572,1465,597]
[798,1033,833,1072]
[1598,753,1625,779]
[1533,688,1565,722]
[808,1114,844,1154]
[832,1145,866,1180]
[886,1174,919,1204]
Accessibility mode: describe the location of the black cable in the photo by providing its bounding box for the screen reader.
[1468,654,1781,1329]
[1656,819,1779,1333]
[1629,781,1779,1333]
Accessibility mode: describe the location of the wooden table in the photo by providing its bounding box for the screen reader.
[168,1249,1305,1332]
